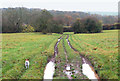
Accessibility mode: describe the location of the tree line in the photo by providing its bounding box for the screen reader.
[2,7,119,33]
[2,8,63,33]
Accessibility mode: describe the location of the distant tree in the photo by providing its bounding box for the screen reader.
[119,14,120,23]
[53,14,65,25]
[52,21,63,34]
[64,15,72,26]
[72,18,86,34]
[35,9,63,34]
[35,9,53,33]
[2,8,23,33]
[114,23,120,29]
[83,17,102,33]
[72,17,102,33]
[3,7,117,33]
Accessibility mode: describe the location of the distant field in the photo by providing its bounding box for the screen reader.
[2,33,61,79]
[69,30,118,79]
[2,30,118,79]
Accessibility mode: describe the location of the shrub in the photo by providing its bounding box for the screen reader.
[72,17,102,33]
[72,18,86,34]
[114,23,120,29]
[52,24,63,34]
[22,24,35,33]
[83,17,102,33]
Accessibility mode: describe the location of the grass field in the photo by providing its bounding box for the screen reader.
[68,30,118,79]
[2,30,119,79]
[54,35,87,79]
[2,33,61,79]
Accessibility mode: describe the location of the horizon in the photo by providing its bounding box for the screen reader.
[1,0,119,12]
[2,7,118,16]
[1,7,118,13]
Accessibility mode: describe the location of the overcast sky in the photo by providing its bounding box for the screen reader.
[1,0,119,12]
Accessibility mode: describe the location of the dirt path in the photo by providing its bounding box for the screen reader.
[43,35,100,81]
[54,35,87,79]
[64,35,87,79]
[43,36,63,80]
[66,35,100,81]
[62,38,73,79]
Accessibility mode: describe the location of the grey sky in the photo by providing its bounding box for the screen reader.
[1,0,119,12]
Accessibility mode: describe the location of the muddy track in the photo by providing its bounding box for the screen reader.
[66,35,93,65]
[47,36,63,63]
[66,35,100,81]
[54,36,63,57]
[62,38,69,63]
[62,37,73,79]
[43,36,63,79]
[63,35,88,79]
[44,35,100,80]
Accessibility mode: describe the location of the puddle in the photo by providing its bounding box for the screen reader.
[66,35,100,80]
[43,61,55,80]
[44,35,99,80]
[62,38,73,79]
[43,36,62,80]
[82,63,97,80]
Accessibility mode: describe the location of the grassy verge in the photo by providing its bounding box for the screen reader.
[68,30,118,79]
[2,33,61,79]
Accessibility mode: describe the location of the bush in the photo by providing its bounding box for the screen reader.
[72,17,102,33]
[72,18,86,34]
[114,23,120,29]
[83,17,102,33]
[52,23,63,34]
[22,24,35,33]
[42,29,47,34]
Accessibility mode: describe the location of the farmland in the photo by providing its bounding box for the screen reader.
[2,33,61,79]
[2,30,118,79]
[68,30,118,79]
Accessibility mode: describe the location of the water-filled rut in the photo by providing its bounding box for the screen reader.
[43,35,100,81]
[43,36,62,80]
[66,35,100,81]
[64,35,87,79]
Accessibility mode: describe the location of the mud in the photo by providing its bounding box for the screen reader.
[62,38,73,79]
[44,35,100,80]
[54,36,63,57]
[66,35,100,80]
[43,36,63,80]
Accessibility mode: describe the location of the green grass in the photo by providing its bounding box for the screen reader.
[2,33,61,79]
[63,32,74,35]
[63,36,87,79]
[54,36,68,79]
[54,35,87,79]
[2,30,119,79]
[68,30,118,79]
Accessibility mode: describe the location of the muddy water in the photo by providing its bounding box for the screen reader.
[43,36,62,80]
[66,35,100,81]
[64,36,87,79]
[47,35,86,79]
[44,35,99,80]
[54,36,62,57]
[62,38,73,79]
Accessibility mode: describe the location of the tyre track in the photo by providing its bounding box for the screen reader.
[66,35,100,81]
[62,37,73,79]
[43,36,63,80]
[62,35,87,79]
